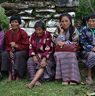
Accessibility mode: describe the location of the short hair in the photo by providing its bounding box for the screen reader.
[87,13,95,21]
[10,15,21,24]
[34,21,46,30]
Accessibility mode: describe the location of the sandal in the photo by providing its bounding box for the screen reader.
[80,82,85,85]
[62,82,69,85]
[70,82,77,85]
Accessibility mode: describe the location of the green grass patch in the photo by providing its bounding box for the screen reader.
[0,64,94,96]
[0,78,93,96]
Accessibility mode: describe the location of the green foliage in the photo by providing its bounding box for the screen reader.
[76,0,95,19]
[0,6,9,30]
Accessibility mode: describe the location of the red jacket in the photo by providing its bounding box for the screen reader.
[5,28,29,52]
[29,31,53,58]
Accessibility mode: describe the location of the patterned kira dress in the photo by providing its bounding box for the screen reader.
[54,28,81,83]
[80,27,95,69]
[27,31,55,80]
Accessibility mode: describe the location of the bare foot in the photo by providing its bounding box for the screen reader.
[8,75,12,81]
[35,81,41,86]
[25,83,34,89]
[16,76,21,81]
[86,78,93,85]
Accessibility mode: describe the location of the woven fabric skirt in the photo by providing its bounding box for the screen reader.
[86,52,95,69]
[54,52,80,83]
[27,56,55,80]
[1,51,28,78]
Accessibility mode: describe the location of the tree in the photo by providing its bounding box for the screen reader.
[76,0,95,19]
[0,6,9,30]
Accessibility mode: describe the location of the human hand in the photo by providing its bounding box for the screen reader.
[57,41,66,46]
[57,23,64,34]
[32,56,39,64]
[72,41,78,45]
[92,47,95,52]
[40,58,47,68]
[10,42,16,47]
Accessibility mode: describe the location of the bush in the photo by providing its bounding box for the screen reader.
[0,6,9,30]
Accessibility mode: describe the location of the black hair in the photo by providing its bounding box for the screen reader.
[87,13,95,21]
[81,14,95,26]
[34,21,46,30]
[59,13,72,26]
[59,13,75,41]
[10,15,21,24]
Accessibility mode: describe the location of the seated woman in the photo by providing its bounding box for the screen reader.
[54,13,81,85]
[80,13,95,84]
[0,25,4,79]
[2,15,29,81]
[26,21,54,89]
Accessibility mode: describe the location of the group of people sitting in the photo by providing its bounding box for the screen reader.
[0,13,95,89]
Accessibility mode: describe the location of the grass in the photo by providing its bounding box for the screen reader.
[0,64,95,96]
[0,77,94,96]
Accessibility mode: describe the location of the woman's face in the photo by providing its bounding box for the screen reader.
[60,16,71,30]
[87,18,95,28]
[35,27,44,37]
[10,20,20,30]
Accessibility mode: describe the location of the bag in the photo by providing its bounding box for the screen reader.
[55,44,77,52]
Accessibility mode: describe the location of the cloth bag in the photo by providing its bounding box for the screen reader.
[55,44,77,52]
